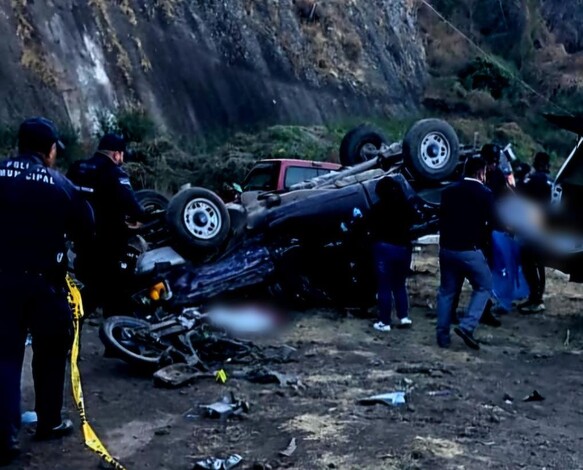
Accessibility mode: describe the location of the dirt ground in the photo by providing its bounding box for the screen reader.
[9,246,583,470]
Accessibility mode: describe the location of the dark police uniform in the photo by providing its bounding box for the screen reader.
[0,122,94,461]
[67,142,146,316]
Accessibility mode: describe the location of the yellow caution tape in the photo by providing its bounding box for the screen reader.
[215,369,228,384]
[66,275,127,470]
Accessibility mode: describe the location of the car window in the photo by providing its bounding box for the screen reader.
[243,163,279,191]
[284,166,321,188]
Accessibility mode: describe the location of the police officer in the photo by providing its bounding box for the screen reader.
[517,152,553,313]
[0,117,94,466]
[67,133,148,317]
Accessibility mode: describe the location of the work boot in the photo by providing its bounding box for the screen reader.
[454,327,480,350]
[35,419,74,441]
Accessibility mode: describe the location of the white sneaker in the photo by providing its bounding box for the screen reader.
[399,317,413,327]
[373,322,391,332]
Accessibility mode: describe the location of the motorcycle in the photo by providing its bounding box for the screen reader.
[99,308,255,369]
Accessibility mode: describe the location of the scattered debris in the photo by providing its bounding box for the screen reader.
[503,393,514,404]
[396,364,451,375]
[523,390,545,402]
[358,391,406,407]
[564,329,571,347]
[185,393,250,421]
[154,426,171,436]
[279,438,298,457]
[427,390,453,398]
[193,454,243,470]
[153,364,214,388]
[153,362,301,389]
[243,367,306,390]
[253,345,298,364]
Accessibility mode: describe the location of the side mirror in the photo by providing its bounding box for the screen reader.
[232,183,243,193]
[265,194,281,208]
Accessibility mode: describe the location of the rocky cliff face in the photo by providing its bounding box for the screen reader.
[0,0,426,137]
[541,0,583,54]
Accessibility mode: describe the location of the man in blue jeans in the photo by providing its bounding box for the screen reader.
[436,157,495,350]
[370,176,417,332]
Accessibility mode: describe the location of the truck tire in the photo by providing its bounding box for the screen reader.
[135,189,169,212]
[339,125,390,167]
[166,187,231,252]
[403,119,460,181]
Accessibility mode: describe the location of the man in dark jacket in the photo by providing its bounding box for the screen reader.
[67,134,148,317]
[0,118,94,466]
[517,152,553,313]
[369,176,418,331]
[436,156,495,350]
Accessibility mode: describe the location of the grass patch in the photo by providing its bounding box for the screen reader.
[0,124,18,158]
[95,107,156,143]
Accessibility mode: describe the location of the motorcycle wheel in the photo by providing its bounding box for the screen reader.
[99,316,164,367]
[402,118,460,182]
[339,125,390,167]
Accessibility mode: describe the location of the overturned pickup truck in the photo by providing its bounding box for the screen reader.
[122,118,499,312]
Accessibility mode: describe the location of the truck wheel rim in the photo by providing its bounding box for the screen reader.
[359,143,379,161]
[420,132,450,170]
[183,198,221,240]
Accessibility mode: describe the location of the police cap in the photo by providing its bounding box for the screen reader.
[98,133,126,153]
[18,117,65,153]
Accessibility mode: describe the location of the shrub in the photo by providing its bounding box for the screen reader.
[95,107,156,143]
[57,123,86,166]
[0,124,18,158]
[459,57,512,99]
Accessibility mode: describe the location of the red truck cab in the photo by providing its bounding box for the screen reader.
[242,159,342,192]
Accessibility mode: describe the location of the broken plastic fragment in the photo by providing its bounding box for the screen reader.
[279,438,297,457]
[358,391,406,406]
[186,393,250,421]
[193,454,243,470]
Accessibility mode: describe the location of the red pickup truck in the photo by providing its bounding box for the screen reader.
[241,159,342,192]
